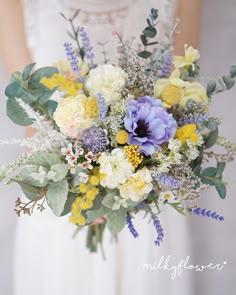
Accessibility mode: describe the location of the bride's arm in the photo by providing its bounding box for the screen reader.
[175,0,202,54]
[0,0,32,78]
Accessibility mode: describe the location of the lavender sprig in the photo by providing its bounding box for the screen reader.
[126,213,139,238]
[192,208,224,221]
[178,113,209,127]
[156,173,181,189]
[79,27,95,68]
[160,52,173,77]
[97,94,108,123]
[64,42,84,82]
[152,215,164,246]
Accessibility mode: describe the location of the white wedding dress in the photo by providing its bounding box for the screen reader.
[14,1,193,294]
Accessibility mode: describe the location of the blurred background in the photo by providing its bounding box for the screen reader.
[0,0,235,294]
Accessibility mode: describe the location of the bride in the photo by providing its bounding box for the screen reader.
[0,1,201,294]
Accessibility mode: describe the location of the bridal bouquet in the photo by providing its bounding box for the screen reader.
[1,8,236,252]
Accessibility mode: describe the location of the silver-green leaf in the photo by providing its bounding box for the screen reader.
[106,207,126,234]
[46,179,69,216]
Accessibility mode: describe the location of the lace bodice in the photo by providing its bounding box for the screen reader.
[23,0,176,66]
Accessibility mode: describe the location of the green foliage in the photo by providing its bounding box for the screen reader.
[6,97,33,126]
[138,8,159,59]
[200,163,227,198]
[86,206,106,223]
[33,153,62,169]
[215,183,226,199]
[60,193,77,216]
[222,75,235,90]
[46,179,69,216]
[207,80,217,97]
[106,207,126,234]
[205,128,219,149]
[5,64,58,126]
[230,65,236,78]
[13,179,41,200]
[49,164,69,182]
[19,166,49,187]
[22,63,36,81]
[101,192,116,209]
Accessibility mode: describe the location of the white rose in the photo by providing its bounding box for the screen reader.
[86,64,127,105]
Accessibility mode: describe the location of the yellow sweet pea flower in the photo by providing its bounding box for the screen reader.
[154,69,190,107]
[174,44,200,70]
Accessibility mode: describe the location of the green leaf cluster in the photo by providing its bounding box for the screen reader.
[138,8,159,59]
[195,162,227,199]
[5,64,58,126]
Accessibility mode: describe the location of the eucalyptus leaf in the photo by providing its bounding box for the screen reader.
[230,65,236,78]
[140,34,148,46]
[28,67,58,90]
[49,164,69,182]
[22,63,36,81]
[222,75,235,90]
[216,162,226,178]
[13,179,41,200]
[215,183,226,199]
[60,193,77,216]
[5,81,22,98]
[207,80,217,97]
[46,179,69,216]
[20,166,49,187]
[33,153,62,169]
[201,167,217,178]
[86,206,106,223]
[7,97,33,126]
[106,207,126,234]
[43,100,58,116]
[143,26,157,38]
[138,51,152,59]
[102,192,116,209]
[205,128,219,149]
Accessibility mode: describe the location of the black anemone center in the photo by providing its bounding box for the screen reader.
[135,120,151,137]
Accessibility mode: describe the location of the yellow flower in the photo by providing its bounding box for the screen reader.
[85,97,99,117]
[86,188,99,201]
[154,69,208,108]
[154,69,190,107]
[79,183,89,193]
[180,82,208,107]
[41,73,82,96]
[89,175,100,186]
[124,145,143,168]
[174,44,200,70]
[92,167,99,175]
[80,200,93,210]
[175,124,199,144]
[115,130,129,145]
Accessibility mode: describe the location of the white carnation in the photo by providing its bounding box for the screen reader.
[86,64,127,105]
[119,167,153,202]
[98,148,134,189]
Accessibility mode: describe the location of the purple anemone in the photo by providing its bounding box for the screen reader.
[124,96,177,155]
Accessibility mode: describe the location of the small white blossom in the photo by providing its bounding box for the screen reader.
[159,191,176,203]
[79,172,89,183]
